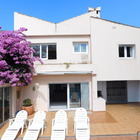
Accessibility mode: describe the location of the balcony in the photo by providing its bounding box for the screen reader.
[34,63,97,75]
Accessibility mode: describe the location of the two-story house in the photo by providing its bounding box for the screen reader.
[1,7,140,126]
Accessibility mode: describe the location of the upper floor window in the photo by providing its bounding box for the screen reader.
[31,44,57,59]
[119,45,135,58]
[73,43,88,53]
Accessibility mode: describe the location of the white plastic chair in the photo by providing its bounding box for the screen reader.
[1,110,27,140]
[74,108,90,140]
[23,111,46,140]
[51,110,68,140]
[76,129,90,140]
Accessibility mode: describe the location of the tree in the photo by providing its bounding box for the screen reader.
[0,27,42,86]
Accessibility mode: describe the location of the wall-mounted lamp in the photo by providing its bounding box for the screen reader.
[32,83,39,91]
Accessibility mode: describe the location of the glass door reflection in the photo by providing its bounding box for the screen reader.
[0,88,3,124]
[0,87,11,126]
[69,83,81,108]
[4,87,10,121]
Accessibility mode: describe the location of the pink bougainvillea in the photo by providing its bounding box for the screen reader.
[0,27,42,86]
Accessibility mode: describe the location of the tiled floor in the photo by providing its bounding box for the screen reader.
[1,103,140,140]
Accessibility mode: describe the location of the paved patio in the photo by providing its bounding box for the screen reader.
[1,103,140,140]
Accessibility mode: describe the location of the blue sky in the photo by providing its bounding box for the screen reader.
[1,0,140,30]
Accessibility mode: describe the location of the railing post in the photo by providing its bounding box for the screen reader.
[137,131,140,140]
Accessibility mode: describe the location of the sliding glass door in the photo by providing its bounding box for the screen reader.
[81,83,89,110]
[69,83,81,108]
[0,88,3,124]
[49,84,67,109]
[0,87,12,126]
[49,82,89,110]
[69,82,89,109]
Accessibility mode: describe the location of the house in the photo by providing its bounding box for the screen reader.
[1,7,140,126]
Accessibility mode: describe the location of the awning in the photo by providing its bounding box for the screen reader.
[37,71,92,75]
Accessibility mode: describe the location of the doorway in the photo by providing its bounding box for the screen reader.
[107,81,127,103]
[49,84,67,109]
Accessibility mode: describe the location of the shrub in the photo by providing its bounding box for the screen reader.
[0,27,42,86]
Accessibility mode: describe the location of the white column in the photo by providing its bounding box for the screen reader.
[92,75,106,111]
[92,74,97,99]
[12,87,17,117]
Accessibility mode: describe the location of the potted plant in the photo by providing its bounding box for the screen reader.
[22,98,34,115]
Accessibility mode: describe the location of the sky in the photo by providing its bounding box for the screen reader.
[1,0,140,31]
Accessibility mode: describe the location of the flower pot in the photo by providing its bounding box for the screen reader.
[22,105,34,115]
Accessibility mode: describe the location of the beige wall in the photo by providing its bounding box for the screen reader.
[91,18,140,81]
[20,75,93,111]
[28,35,91,64]
[14,9,140,111]
[14,12,140,81]
[14,10,97,35]
[14,12,56,35]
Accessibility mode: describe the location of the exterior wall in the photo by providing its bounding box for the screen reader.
[97,81,107,100]
[127,81,140,102]
[14,9,140,111]
[14,12,56,35]
[14,11,97,35]
[98,81,140,103]
[20,75,93,111]
[14,13,140,80]
[56,12,93,34]
[91,18,140,81]
[28,35,91,64]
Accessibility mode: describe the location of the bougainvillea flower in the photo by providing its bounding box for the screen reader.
[0,27,42,86]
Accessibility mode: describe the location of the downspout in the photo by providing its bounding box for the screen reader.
[55,23,57,33]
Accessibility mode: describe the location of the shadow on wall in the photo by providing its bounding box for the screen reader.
[31,83,48,111]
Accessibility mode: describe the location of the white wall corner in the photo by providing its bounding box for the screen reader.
[93,97,106,111]
[12,87,17,117]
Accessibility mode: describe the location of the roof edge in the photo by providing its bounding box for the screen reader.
[14,12,55,24]
[91,16,140,29]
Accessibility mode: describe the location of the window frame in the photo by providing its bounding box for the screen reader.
[118,44,135,59]
[73,42,88,54]
[31,44,57,60]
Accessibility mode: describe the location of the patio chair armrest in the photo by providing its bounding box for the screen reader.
[52,118,55,126]
[29,118,33,126]
[23,119,28,128]
[87,117,90,122]
[40,119,46,135]
[23,119,27,123]
[43,119,47,128]
[9,118,15,126]
[65,118,68,127]
[74,117,76,123]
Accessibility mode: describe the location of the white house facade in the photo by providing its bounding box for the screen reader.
[1,7,140,126]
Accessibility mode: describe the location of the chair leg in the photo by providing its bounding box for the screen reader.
[41,127,44,135]
[25,122,27,128]
[21,127,23,135]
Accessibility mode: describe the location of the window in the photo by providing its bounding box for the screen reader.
[73,43,88,53]
[119,45,134,58]
[31,44,57,59]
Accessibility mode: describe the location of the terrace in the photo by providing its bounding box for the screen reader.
[0,103,140,140]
